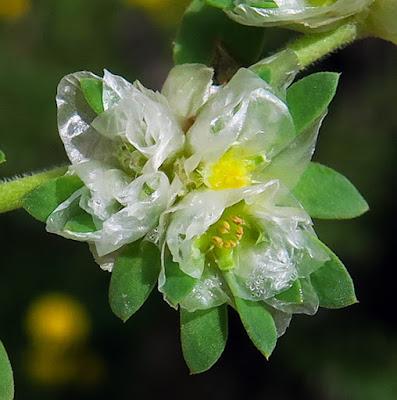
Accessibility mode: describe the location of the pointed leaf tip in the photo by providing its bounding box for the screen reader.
[22,175,83,222]
[109,241,161,322]
[309,235,358,309]
[287,72,340,135]
[180,305,228,374]
[293,162,369,220]
[234,298,277,359]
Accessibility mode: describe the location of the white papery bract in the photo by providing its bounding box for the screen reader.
[49,67,212,269]
[226,0,373,30]
[164,181,329,316]
[186,68,295,169]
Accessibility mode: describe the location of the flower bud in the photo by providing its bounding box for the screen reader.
[224,0,373,31]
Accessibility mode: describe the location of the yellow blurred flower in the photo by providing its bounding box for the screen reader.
[125,0,190,25]
[25,293,90,346]
[0,0,30,20]
[26,346,105,387]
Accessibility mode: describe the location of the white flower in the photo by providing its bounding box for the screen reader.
[160,66,329,317]
[226,0,373,30]
[48,67,213,268]
[165,181,328,313]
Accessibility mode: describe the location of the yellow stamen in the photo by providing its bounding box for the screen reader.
[231,216,245,225]
[236,226,244,237]
[211,236,224,248]
[218,221,231,234]
[228,240,237,248]
[223,241,232,249]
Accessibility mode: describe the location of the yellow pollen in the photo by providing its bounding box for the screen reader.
[218,221,231,235]
[212,236,224,248]
[207,151,252,190]
[231,216,245,225]
[223,240,232,249]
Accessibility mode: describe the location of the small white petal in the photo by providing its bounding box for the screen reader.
[162,64,214,123]
[102,69,135,110]
[260,114,325,189]
[228,0,373,29]
[72,160,129,220]
[57,72,117,165]
[179,268,230,312]
[95,172,171,256]
[93,72,185,172]
[166,183,274,278]
[187,68,294,164]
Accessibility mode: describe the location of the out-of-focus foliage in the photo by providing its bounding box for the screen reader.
[125,0,190,25]
[0,0,30,20]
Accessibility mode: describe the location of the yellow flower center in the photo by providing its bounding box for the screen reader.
[207,150,253,190]
[197,211,248,271]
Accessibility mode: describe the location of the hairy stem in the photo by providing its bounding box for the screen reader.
[288,22,360,69]
[0,166,67,214]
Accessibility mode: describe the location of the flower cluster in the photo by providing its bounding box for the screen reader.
[51,63,330,328]
[221,0,373,31]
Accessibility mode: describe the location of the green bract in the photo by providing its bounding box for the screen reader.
[22,61,367,372]
[212,0,373,31]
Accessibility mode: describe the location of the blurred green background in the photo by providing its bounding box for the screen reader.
[0,0,396,399]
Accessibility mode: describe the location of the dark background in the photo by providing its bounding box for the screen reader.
[0,1,396,399]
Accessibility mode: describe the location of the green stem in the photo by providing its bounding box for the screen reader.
[0,166,67,214]
[288,22,360,70]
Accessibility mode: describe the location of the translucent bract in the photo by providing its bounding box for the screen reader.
[50,62,332,333]
[226,0,373,30]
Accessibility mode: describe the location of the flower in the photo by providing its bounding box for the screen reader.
[161,66,329,331]
[47,70,186,269]
[46,59,362,350]
[223,0,373,31]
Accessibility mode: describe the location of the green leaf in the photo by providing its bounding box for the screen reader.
[174,0,265,67]
[234,298,277,359]
[22,175,83,222]
[0,341,14,400]
[162,255,197,306]
[64,210,96,233]
[80,78,104,114]
[275,280,303,304]
[0,150,6,165]
[180,305,228,374]
[293,162,369,219]
[109,241,161,322]
[310,236,357,309]
[287,72,340,134]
